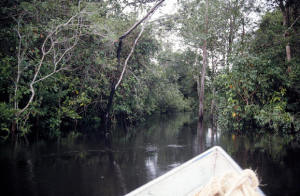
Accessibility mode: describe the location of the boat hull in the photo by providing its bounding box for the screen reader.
[126,146,265,196]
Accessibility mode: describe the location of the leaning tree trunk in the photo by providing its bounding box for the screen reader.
[103,40,122,130]
[103,0,165,131]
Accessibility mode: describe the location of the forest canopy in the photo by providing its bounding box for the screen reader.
[0,0,299,139]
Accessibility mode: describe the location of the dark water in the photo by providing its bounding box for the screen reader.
[1,113,300,196]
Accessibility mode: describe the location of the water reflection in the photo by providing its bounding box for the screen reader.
[145,152,158,180]
[0,112,300,196]
[206,128,221,147]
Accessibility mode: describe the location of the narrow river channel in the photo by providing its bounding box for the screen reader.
[1,112,300,196]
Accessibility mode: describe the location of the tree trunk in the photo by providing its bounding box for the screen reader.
[199,0,209,123]
[210,48,215,122]
[103,82,117,131]
[103,39,122,131]
[228,2,235,55]
[210,88,215,121]
[279,0,292,61]
[286,45,291,61]
[229,15,233,53]
[242,17,245,45]
[103,0,165,131]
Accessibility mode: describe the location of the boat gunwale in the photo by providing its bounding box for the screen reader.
[126,146,265,196]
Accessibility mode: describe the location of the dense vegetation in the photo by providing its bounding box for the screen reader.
[0,0,299,139]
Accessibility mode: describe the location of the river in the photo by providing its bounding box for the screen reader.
[1,112,300,196]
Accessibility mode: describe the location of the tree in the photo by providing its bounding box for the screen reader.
[103,0,165,130]
[214,6,300,134]
[198,0,209,124]
[0,0,168,137]
[265,0,300,61]
[0,0,129,136]
[1,1,95,136]
[178,0,223,123]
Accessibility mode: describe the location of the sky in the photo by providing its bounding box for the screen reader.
[156,0,178,17]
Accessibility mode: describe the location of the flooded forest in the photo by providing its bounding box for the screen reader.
[1,0,300,196]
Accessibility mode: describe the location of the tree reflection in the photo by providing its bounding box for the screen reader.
[108,151,128,195]
[2,113,300,196]
[196,122,204,154]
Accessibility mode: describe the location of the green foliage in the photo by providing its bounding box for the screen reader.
[215,9,300,134]
[1,0,180,136]
[0,103,15,140]
[1,0,299,139]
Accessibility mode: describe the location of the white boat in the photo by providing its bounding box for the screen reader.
[126,146,265,196]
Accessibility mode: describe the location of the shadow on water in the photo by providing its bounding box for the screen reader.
[1,112,300,196]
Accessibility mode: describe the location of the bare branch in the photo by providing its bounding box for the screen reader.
[115,19,148,90]
[287,15,300,31]
[17,5,87,116]
[119,0,165,40]
[34,38,79,84]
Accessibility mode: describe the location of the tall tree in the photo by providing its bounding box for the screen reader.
[198,0,209,123]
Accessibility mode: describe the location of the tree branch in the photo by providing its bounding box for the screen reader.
[287,15,300,31]
[17,7,86,116]
[119,0,165,40]
[115,18,148,90]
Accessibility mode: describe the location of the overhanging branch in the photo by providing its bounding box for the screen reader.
[119,0,165,40]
